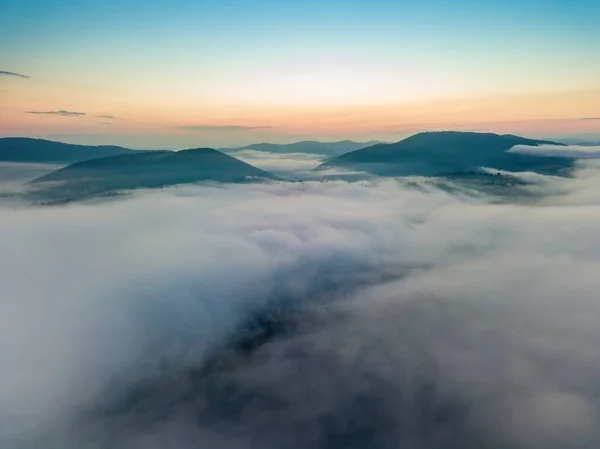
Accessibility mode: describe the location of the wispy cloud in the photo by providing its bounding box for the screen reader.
[27,110,86,117]
[180,125,272,132]
[97,115,118,120]
[582,117,600,121]
[0,70,29,79]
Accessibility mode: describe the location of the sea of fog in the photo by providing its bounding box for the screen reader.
[1,160,600,448]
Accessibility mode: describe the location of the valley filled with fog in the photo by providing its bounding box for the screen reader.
[1,156,600,448]
[3,0,599,444]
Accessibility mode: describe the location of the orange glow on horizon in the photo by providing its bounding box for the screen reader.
[2,85,599,145]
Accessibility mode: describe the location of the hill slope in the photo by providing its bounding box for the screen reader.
[316,132,572,176]
[0,137,135,163]
[31,148,280,200]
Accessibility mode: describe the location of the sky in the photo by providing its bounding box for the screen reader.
[1,0,599,148]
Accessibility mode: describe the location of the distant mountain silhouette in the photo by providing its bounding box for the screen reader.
[0,137,135,163]
[316,132,572,176]
[225,140,383,157]
[31,148,280,200]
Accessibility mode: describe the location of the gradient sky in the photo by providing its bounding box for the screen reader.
[1,0,599,148]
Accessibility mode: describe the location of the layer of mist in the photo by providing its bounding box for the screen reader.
[1,160,600,448]
[227,149,325,179]
[510,144,600,159]
[0,162,63,196]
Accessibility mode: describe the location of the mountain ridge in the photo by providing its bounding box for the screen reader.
[316,131,572,176]
[30,148,280,201]
[0,137,135,163]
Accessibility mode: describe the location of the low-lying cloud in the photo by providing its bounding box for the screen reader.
[229,149,325,178]
[27,110,86,117]
[0,162,63,197]
[97,114,118,120]
[228,149,374,181]
[1,162,600,448]
[510,143,600,159]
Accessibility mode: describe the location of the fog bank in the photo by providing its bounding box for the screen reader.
[1,162,600,448]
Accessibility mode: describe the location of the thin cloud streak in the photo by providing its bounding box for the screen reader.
[0,71,29,79]
[97,115,118,119]
[27,110,86,117]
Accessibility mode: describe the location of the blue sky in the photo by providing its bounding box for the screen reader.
[1,0,599,147]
